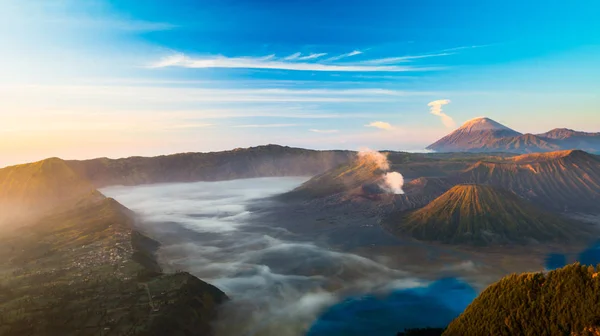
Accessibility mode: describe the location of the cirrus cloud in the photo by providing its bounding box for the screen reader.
[148,52,444,72]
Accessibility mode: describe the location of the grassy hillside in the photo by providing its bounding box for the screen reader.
[0,158,98,224]
[0,196,227,335]
[444,263,600,336]
[0,157,229,335]
[388,184,583,245]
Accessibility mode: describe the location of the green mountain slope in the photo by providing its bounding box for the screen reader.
[0,157,98,224]
[0,195,227,335]
[0,158,229,335]
[444,264,600,336]
[388,184,582,245]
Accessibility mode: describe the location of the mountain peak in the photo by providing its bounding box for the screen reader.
[389,184,579,245]
[0,157,98,223]
[427,117,521,152]
[458,117,517,133]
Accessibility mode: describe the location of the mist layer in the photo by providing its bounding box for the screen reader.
[102,177,474,336]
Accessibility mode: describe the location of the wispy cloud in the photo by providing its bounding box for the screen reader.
[297,53,328,60]
[427,99,455,128]
[148,52,442,72]
[325,50,363,61]
[66,18,176,32]
[310,129,339,134]
[283,52,302,60]
[233,124,298,128]
[440,44,495,52]
[358,53,453,65]
[365,121,395,130]
[3,84,436,104]
[284,52,328,61]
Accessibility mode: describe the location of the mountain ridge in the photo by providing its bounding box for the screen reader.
[428,118,600,154]
[0,158,229,335]
[65,144,354,188]
[457,150,600,212]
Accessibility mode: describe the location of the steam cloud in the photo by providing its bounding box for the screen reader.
[357,147,390,170]
[358,148,405,194]
[382,172,405,194]
[428,99,455,128]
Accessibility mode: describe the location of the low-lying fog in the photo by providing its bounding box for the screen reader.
[102,177,475,336]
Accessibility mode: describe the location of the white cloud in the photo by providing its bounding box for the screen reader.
[1,84,434,104]
[309,129,339,134]
[428,99,455,128]
[233,124,298,128]
[284,52,327,61]
[284,52,302,60]
[325,50,363,61]
[358,53,453,65]
[149,53,188,68]
[297,53,328,60]
[148,53,440,72]
[365,121,395,130]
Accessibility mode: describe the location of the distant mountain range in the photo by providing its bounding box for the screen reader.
[66,144,353,188]
[290,148,600,245]
[427,117,600,154]
[0,145,353,224]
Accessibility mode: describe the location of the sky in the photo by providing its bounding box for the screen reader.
[1,0,599,167]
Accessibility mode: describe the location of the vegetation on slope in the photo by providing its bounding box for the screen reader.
[0,196,227,335]
[444,263,600,336]
[388,184,582,245]
[0,158,97,224]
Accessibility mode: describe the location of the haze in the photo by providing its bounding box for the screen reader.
[2,1,600,167]
[102,177,475,335]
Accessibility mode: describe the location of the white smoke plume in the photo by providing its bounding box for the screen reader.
[428,99,455,128]
[358,148,405,194]
[357,147,390,170]
[382,172,404,194]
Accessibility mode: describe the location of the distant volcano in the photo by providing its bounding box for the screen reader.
[427,117,522,152]
[386,184,583,245]
[427,117,600,154]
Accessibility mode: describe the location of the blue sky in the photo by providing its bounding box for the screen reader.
[1,0,599,166]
